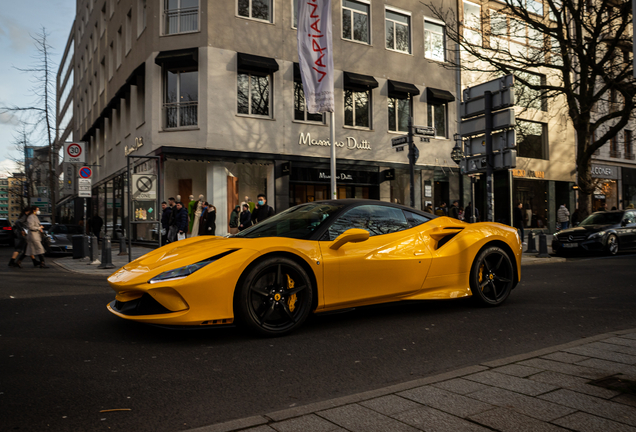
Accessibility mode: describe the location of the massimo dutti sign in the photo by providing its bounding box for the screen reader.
[299,133,372,151]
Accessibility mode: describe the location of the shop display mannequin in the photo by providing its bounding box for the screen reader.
[188,195,196,233]
[191,198,204,238]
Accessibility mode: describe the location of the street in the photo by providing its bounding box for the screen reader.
[1,246,635,432]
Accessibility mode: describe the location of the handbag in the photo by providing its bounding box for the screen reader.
[177,232,186,241]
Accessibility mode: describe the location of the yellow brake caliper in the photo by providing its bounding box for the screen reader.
[478,264,484,291]
[286,274,297,312]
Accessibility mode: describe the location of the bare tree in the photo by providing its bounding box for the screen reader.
[0,27,58,222]
[427,0,635,218]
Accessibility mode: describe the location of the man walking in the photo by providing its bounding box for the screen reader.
[251,194,275,225]
[172,202,189,240]
[449,201,460,219]
[513,202,526,243]
[557,203,570,230]
[160,201,171,244]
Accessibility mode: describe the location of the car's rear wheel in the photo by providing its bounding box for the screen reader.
[469,246,514,306]
[236,257,313,336]
[605,234,619,256]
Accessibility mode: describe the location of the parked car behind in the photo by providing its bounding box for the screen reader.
[46,224,84,254]
[552,210,636,256]
[0,218,13,246]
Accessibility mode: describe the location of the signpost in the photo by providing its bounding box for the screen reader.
[391,118,421,208]
[63,142,86,164]
[391,135,409,148]
[459,74,516,222]
[79,166,92,179]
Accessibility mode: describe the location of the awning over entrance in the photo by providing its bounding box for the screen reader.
[427,87,455,103]
[344,71,379,91]
[237,52,279,75]
[154,48,198,69]
[388,80,420,98]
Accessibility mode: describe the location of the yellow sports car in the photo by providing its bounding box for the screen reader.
[107,199,521,336]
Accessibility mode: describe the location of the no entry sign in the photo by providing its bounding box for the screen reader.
[64,142,85,163]
[79,167,92,179]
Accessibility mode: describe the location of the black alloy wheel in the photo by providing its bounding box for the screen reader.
[469,246,514,306]
[605,234,619,256]
[236,257,313,336]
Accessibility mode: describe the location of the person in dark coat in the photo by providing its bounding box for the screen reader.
[172,202,189,240]
[201,205,216,236]
[449,200,460,219]
[229,205,240,234]
[251,193,275,225]
[9,208,31,268]
[464,202,479,223]
[90,213,103,239]
[239,203,252,231]
[160,201,171,244]
[513,202,525,243]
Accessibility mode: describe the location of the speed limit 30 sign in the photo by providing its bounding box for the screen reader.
[64,142,86,163]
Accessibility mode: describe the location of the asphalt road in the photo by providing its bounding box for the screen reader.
[1,246,635,432]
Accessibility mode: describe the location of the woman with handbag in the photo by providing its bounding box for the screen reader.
[25,206,48,268]
[8,207,31,268]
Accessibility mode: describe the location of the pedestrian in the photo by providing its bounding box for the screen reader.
[201,205,217,236]
[571,207,580,226]
[513,202,525,243]
[251,193,275,224]
[160,201,171,244]
[557,203,570,230]
[449,200,460,219]
[435,202,448,217]
[172,202,189,240]
[166,197,178,243]
[424,204,434,214]
[458,207,465,221]
[239,203,252,231]
[464,202,480,223]
[8,207,31,268]
[90,212,103,239]
[229,205,240,234]
[25,206,48,268]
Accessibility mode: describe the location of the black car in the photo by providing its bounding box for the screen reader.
[0,218,13,246]
[552,210,636,255]
[46,224,84,254]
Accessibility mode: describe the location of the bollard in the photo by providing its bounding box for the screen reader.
[536,233,551,258]
[89,234,101,265]
[525,231,538,254]
[118,236,128,256]
[98,235,115,269]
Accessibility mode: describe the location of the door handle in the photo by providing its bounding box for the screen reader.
[414,252,426,256]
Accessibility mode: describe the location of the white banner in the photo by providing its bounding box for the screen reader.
[297,0,334,114]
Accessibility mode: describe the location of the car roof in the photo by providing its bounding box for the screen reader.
[305,199,438,218]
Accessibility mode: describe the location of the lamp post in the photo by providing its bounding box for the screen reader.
[451,134,464,165]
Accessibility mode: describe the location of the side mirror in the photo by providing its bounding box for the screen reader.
[621,219,628,227]
[330,228,370,250]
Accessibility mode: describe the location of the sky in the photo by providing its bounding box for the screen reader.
[0,0,76,176]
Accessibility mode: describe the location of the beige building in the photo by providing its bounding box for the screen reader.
[61,0,462,240]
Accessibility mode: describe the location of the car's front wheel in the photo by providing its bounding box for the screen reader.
[605,234,619,256]
[236,257,313,336]
[469,246,514,306]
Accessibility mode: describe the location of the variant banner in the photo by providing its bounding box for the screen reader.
[297,0,334,114]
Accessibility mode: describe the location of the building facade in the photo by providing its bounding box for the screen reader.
[62,0,461,240]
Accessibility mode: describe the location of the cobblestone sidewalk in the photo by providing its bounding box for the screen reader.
[192,329,636,432]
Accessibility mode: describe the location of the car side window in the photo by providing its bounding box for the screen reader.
[327,205,409,240]
[403,210,432,228]
[624,212,636,225]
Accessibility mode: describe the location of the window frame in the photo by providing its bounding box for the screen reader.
[342,0,371,45]
[515,119,549,160]
[327,204,411,240]
[344,88,372,129]
[388,95,412,133]
[463,0,482,46]
[293,81,325,124]
[385,7,412,54]
[164,0,200,35]
[236,0,274,23]
[237,71,273,118]
[427,102,447,139]
[163,67,199,129]
[424,17,446,62]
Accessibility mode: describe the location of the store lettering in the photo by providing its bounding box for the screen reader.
[318,172,353,180]
[591,166,613,176]
[125,137,144,156]
[299,133,372,151]
[511,169,545,179]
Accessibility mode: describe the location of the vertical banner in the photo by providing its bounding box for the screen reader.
[297,0,335,114]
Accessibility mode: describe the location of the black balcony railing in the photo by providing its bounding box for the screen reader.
[164,101,198,128]
[625,153,635,160]
[610,150,622,158]
[165,7,198,34]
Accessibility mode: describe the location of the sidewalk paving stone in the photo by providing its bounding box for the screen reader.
[586,341,636,357]
[575,358,636,377]
[604,337,636,349]
[397,386,494,418]
[517,358,610,380]
[270,414,342,432]
[468,407,569,432]
[551,411,636,432]
[528,371,621,399]
[316,404,419,432]
[541,352,590,364]
[431,378,491,395]
[490,364,543,378]
[358,395,421,416]
[539,388,636,426]
[564,345,636,365]
[463,370,557,396]
[614,394,636,408]
[391,405,491,431]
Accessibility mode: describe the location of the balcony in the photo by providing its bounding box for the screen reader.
[164,101,198,129]
[625,153,635,160]
[610,150,622,158]
[164,7,198,35]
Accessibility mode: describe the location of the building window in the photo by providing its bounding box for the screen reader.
[108,42,113,80]
[610,135,620,158]
[424,19,445,61]
[116,27,122,68]
[388,97,410,132]
[625,130,634,160]
[463,1,482,46]
[292,0,298,28]
[294,82,324,123]
[237,0,272,22]
[138,0,147,36]
[385,9,411,53]
[342,0,370,44]
[516,72,547,111]
[164,68,198,128]
[165,0,199,34]
[126,9,132,54]
[344,90,370,128]
[516,120,548,159]
[237,73,271,117]
[427,103,446,138]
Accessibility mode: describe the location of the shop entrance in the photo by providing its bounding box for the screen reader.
[290,184,376,205]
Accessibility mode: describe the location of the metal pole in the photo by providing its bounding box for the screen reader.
[485,91,494,222]
[330,111,337,199]
[83,197,87,236]
[127,156,132,263]
[471,176,476,223]
[157,156,162,247]
[408,117,415,208]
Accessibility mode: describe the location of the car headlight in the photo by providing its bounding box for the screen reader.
[588,231,606,240]
[48,235,56,243]
[148,250,237,284]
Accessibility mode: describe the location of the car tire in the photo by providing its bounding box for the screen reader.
[236,256,313,337]
[605,234,619,256]
[469,246,514,307]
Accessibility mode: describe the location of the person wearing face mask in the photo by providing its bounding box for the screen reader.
[251,193,275,225]
[25,206,48,268]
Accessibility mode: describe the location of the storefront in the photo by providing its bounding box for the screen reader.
[623,167,636,208]
[591,164,619,211]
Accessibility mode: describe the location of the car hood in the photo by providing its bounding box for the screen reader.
[557,225,613,236]
[49,233,73,244]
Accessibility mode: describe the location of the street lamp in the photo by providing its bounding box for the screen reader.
[451,133,464,165]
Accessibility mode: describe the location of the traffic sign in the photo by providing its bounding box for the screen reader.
[459,109,515,136]
[78,178,92,198]
[64,142,85,163]
[132,174,157,200]
[413,126,436,136]
[460,155,488,174]
[391,135,409,147]
[78,166,92,179]
[493,149,517,170]
[466,129,516,155]
[460,89,515,119]
[463,74,514,101]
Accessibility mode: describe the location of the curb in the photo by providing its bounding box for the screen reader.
[190,328,636,432]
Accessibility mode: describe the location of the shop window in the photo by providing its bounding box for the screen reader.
[515,120,548,159]
[164,68,198,128]
[345,90,370,128]
[328,205,409,240]
[424,19,445,61]
[385,8,411,53]
[343,0,370,44]
[427,103,447,138]
[238,73,271,117]
[164,0,199,35]
[237,0,272,22]
[463,1,482,46]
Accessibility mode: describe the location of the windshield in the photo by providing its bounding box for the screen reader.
[579,212,622,226]
[235,203,344,239]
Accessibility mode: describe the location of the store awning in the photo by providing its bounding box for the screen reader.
[154,48,198,69]
[237,52,279,74]
[388,80,420,98]
[427,87,455,103]
[344,71,379,91]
